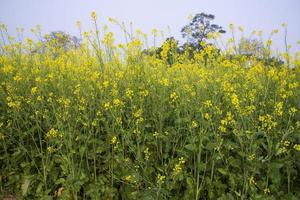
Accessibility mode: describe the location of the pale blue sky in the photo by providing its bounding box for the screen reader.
[0,0,299,53]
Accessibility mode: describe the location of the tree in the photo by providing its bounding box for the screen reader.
[181,13,225,51]
[237,38,284,67]
[30,31,81,55]
[43,31,81,51]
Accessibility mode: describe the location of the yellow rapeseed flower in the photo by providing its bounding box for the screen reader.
[173,157,186,176]
[191,120,198,128]
[103,102,111,111]
[170,92,178,102]
[91,11,97,20]
[2,65,14,74]
[231,93,240,109]
[204,113,211,121]
[125,88,133,99]
[113,99,122,107]
[46,128,61,139]
[133,109,143,118]
[157,174,166,185]
[111,136,117,145]
[203,100,213,107]
[274,102,283,116]
[294,144,300,151]
[31,87,38,95]
[160,78,169,86]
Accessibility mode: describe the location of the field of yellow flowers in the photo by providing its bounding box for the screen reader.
[0,15,300,199]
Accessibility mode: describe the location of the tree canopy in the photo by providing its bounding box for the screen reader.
[181,13,225,51]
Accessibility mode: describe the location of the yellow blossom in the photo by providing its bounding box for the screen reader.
[294,144,300,151]
[170,92,178,102]
[204,113,211,121]
[160,78,169,86]
[91,11,97,20]
[47,146,56,153]
[203,100,213,107]
[111,136,117,145]
[191,120,198,128]
[13,75,22,81]
[218,126,227,133]
[103,102,111,111]
[31,87,38,95]
[264,187,270,194]
[249,176,256,186]
[157,174,166,185]
[133,109,143,118]
[46,128,62,139]
[289,107,297,115]
[274,102,283,116]
[231,93,240,109]
[2,65,14,74]
[125,88,133,99]
[144,147,150,160]
[125,175,132,182]
[173,157,186,176]
[258,114,277,131]
[113,98,122,107]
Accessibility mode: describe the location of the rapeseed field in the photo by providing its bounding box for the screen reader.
[0,13,300,199]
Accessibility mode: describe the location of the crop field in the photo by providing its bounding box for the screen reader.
[0,14,300,199]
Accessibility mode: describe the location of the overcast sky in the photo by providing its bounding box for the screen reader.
[0,0,299,53]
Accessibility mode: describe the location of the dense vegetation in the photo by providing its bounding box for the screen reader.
[1,13,300,199]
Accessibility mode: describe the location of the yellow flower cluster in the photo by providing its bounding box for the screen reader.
[274,102,283,116]
[218,112,236,133]
[103,102,112,111]
[173,157,186,176]
[160,78,169,86]
[113,98,123,107]
[170,92,178,103]
[157,174,166,185]
[144,147,150,161]
[294,144,300,151]
[111,136,117,145]
[248,176,257,186]
[133,108,143,118]
[6,97,21,109]
[204,113,211,121]
[125,88,134,99]
[191,120,198,128]
[258,114,277,131]
[231,93,240,110]
[90,11,97,20]
[46,128,62,139]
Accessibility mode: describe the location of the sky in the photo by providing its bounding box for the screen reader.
[0,0,299,53]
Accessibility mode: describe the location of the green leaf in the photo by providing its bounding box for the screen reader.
[21,176,32,196]
[217,168,228,176]
[269,161,284,169]
[55,178,65,185]
[197,162,206,171]
[186,177,194,188]
[185,144,196,151]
